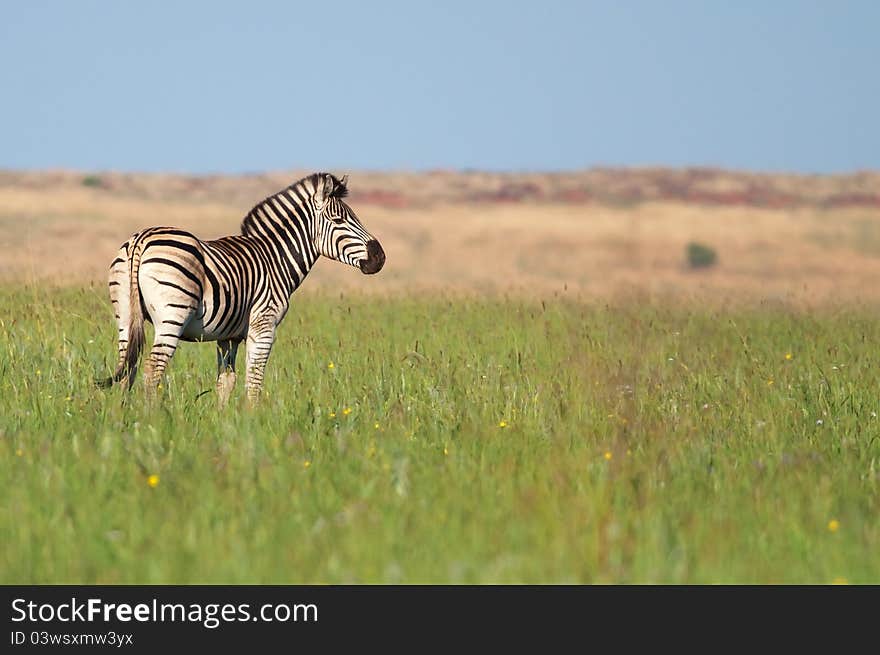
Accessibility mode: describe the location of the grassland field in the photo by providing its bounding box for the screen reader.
[3,169,880,584]
[2,285,878,583]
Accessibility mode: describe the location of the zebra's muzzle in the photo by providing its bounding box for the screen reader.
[359,240,385,274]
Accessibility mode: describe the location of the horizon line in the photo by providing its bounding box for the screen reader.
[2,164,879,178]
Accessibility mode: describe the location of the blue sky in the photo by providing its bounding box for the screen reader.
[1,1,877,173]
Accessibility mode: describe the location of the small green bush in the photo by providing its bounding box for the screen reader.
[81,175,104,188]
[686,241,718,269]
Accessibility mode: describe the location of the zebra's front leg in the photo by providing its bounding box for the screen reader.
[216,338,241,407]
[245,320,277,404]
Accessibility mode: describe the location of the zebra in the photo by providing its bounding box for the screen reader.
[100,172,385,404]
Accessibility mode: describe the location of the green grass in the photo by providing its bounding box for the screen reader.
[1,285,879,583]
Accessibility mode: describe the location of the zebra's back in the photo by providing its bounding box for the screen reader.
[110,227,265,345]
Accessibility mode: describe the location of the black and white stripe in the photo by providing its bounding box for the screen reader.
[101,172,385,403]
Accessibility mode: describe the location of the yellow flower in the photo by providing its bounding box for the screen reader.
[16,448,23,457]
[327,362,335,369]
[767,379,774,386]
[374,422,380,429]
[303,460,311,469]
[828,519,840,533]
[785,352,793,360]
[443,446,448,456]
[328,412,336,418]
[604,451,612,461]
[498,420,508,428]
[342,407,352,416]
[147,474,160,488]
[831,577,849,585]
[36,370,41,376]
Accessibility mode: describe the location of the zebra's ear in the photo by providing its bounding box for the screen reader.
[313,174,335,207]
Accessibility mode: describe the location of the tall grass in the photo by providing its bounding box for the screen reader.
[0,286,878,583]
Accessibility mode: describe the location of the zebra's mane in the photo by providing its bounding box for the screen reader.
[240,173,348,235]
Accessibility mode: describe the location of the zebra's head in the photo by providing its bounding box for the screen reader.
[310,173,385,275]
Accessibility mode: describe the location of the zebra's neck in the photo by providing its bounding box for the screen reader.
[239,185,320,290]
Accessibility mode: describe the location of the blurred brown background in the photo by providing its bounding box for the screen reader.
[3,167,880,305]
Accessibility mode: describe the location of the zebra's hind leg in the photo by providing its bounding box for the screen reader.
[216,338,241,407]
[138,270,200,399]
[100,241,136,388]
[143,325,184,398]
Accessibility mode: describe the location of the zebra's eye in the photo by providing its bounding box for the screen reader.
[330,216,345,224]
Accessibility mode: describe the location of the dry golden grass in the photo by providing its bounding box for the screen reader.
[2,169,880,306]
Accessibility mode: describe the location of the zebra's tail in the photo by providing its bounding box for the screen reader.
[97,237,147,389]
[122,236,147,388]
